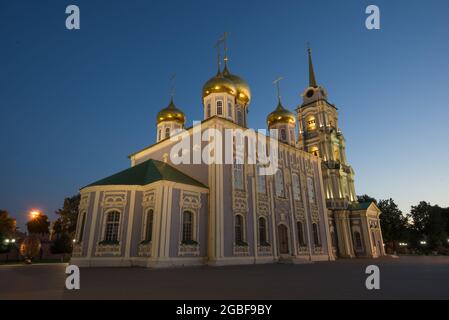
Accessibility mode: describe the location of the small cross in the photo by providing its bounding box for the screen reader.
[169,74,176,99]
[273,76,284,101]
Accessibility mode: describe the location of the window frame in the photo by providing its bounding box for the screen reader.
[258,217,268,245]
[234,214,245,244]
[297,221,306,246]
[103,210,121,243]
[181,210,194,243]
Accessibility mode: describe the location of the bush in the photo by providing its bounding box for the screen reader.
[51,234,73,254]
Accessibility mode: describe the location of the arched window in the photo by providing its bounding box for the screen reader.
[165,127,170,139]
[307,177,316,204]
[207,103,211,118]
[292,173,301,201]
[312,223,320,246]
[306,115,317,131]
[237,110,243,126]
[216,100,223,115]
[145,209,154,242]
[104,211,120,242]
[258,217,267,244]
[310,146,319,157]
[275,169,285,198]
[182,211,193,243]
[354,231,363,250]
[227,101,232,119]
[280,128,287,142]
[235,215,244,243]
[158,129,162,141]
[233,163,244,190]
[77,211,86,242]
[297,221,306,246]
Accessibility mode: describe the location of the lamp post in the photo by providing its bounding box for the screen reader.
[4,238,16,263]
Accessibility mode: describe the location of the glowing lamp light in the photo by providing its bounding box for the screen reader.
[30,210,41,220]
[420,241,427,245]
[4,239,10,244]
[399,242,408,247]
[73,239,76,243]
[11,239,16,243]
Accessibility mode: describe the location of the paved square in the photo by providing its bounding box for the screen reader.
[1,256,448,299]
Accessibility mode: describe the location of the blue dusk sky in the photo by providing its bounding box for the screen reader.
[0,0,448,229]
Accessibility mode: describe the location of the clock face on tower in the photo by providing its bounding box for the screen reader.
[306,89,314,98]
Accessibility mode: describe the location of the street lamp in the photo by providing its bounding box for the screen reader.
[3,238,16,263]
[29,210,41,220]
[420,240,427,245]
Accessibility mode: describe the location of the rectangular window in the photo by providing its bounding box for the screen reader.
[275,169,285,198]
[292,174,301,201]
[307,177,316,204]
[233,163,244,190]
[257,165,266,194]
[217,100,223,115]
[227,101,233,119]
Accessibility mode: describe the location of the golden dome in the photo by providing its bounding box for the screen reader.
[223,66,251,105]
[202,72,237,99]
[267,101,296,127]
[157,99,185,124]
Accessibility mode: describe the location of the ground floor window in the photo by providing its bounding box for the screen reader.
[297,221,306,246]
[182,211,194,243]
[312,223,320,246]
[235,214,245,244]
[104,211,120,242]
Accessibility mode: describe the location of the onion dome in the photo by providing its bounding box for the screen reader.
[267,100,296,127]
[222,65,251,105]
[157,99,185,125]
[202,71,237,99]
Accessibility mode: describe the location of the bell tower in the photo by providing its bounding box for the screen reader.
[296,48,356,210]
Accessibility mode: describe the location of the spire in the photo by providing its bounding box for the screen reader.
[307,45,318,88]
[169,74,176,101]
[222,32,229,69]
[273,76,284,106]
[214,34,226,76]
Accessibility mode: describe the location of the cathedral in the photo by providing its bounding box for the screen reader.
[71,43,385,268]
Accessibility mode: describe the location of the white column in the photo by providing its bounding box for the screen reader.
[125,190,136,259]
[87,191,100,258]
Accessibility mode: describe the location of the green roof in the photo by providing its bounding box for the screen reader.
[84,159,207,189]
[350,202,372,211]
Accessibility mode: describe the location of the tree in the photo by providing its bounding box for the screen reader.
[377,199,408,252]
[51,194,80,255]
[357,195,377,205]
[408,202,448,250]
[53,194,80,236]
[51,233,73,254]
[0,210,16,253]
[26,214,50,234]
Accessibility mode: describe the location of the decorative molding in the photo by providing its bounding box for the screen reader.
[72,243,83,257]
[138,243,152,257]
[95,243,121,256]
[178,243,200,257]
[101,191,127,208]
[257,245,272,256]
[233,190,248,213]
[142,190,156,208]
[180,190,202,210]
[79,193,90,211]
[233,245,250,256]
